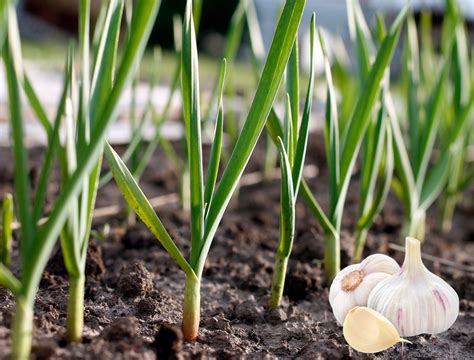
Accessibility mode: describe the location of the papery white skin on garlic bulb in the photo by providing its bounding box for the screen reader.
[329,254,400,325]
[368,237,459,337]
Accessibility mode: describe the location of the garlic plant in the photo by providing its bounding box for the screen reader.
[343,307,409,353]
[368,237,459,337]
[329,254,399,325]
[105,0,306,341]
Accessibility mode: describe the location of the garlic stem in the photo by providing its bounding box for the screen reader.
[403,237,425,275]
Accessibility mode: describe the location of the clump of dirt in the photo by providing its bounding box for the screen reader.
[102,317,139,341]
[151,323,183,359]
[117,262,154,298]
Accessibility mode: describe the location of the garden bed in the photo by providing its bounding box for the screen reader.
[0,136,472,359]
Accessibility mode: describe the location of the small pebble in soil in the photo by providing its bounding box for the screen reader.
[117,262,154,298]
[151,323,183,360]
[102,317,138,341]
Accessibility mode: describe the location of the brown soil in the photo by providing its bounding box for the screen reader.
[0,135,473,359]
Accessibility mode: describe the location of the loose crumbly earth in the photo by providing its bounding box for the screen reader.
[0,135,472,359]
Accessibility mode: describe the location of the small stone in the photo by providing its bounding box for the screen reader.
[152,323,183,360]
[117,262,154,298]
[102,317,138,341]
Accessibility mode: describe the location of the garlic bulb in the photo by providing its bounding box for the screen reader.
[329,254,400,325]
[368,237,459,337]
[343,306,409,353]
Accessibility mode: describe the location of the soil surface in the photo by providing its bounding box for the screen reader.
[0,134,473,359]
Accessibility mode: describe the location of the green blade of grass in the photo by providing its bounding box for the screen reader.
[359,96,386,216]
[32,47,74,223]
[319,28,340,215]
[405,14,421,170]
[265,106,336,236]
[23,74,52,135]
[192,0,203,35]
[414,57,450,191]
[204,59,227,214]
[375,13,387,43]
[0,263,20,295]
[359,123,394,230]
[182,0,204,266]
[333,7,406,226]
[300,181,336,236]
[287,39,299,152]
[420,95,474,209]
[77,0,91,148]
[386,93,417,216]
[91,0,108,61]
[358,100,394,229]
[347,0,373,84]
[60,99,82,278]
[292,15,316,195]
[283,94,293,160]
[197,0,306,278]
[0,1,7,51]
[104,143,194,276]
[264,91,334,237]
[418,151,449,211]
[90,0,124,124]
[276,137,295,257]
[266,108,284,145]
[452,25,470,113]
[3,5,34,255]
[0,194,13,267]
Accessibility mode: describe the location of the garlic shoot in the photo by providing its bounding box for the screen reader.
[343,306,410,353]
[329,254,400,325]
[368,237,459,336]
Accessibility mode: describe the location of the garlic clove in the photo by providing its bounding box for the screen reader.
[331,291,358,325]
[329,254,400,325]
[368,237,459,337]
[362,254,401,274]
[329,264,359,304]
[343,306,409,353]
[353,272,392,304]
